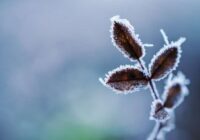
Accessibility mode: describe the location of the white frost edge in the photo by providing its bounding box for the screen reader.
[162,72,190,109]
[110,15,146,62]
[99,64,147,95]
[149,30,186,81]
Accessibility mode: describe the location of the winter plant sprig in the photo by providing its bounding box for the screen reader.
[99,16,190,140]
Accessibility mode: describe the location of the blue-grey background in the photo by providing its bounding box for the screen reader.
[0,0,199,140]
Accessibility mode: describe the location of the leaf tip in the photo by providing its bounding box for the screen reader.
[110,15,120,22]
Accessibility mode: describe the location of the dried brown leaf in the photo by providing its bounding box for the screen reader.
[163,72,189,109]
[163,84,182,108]
[149,46,180,81]
[110,16,145,61]
[100,65,148,94]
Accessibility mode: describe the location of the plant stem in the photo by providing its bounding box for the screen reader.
[137,58,163,140]
[137,59,159,100]
[138,58,145,70]
[148,122,164,140]
[149,80,159,100]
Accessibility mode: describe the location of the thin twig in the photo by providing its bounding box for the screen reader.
[138,58,145,70]
[149,80,159,100]
[137,59,159,100]
[137,58,163,140]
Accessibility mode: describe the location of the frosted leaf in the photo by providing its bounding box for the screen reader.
[99,65,148,94]
[149,37,186,81]
[110,15,145,61]
[150,99,170,122]
[163,72,189,109]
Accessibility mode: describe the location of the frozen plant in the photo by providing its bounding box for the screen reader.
[99,15,190,140]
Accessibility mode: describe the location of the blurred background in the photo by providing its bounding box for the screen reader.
[0,0,199,140]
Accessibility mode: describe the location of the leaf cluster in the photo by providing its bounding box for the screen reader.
[99,16,190,140]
